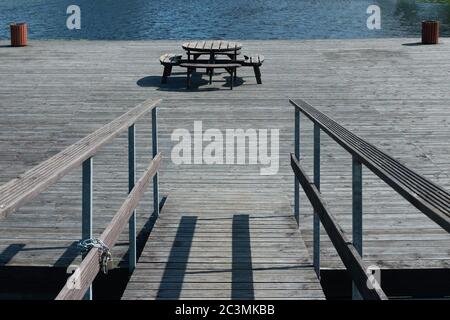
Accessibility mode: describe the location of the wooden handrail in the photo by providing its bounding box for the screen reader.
[289,98,450,233]
[291,154,387,300]
[290,98,450,299]
[56,153,162,300]
[0,98,162,219]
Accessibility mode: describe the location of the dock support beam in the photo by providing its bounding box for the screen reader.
[294,109,300,225]
[82,157,93,300]
[352,157,363,300]
[152,108,159,218]
[128,124,136,273]
[313,123,320,278]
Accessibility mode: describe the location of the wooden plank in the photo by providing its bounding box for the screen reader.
[55,153,161,300]
[195,41,204,50]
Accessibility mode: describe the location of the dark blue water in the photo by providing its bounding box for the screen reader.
[1,0,450,40]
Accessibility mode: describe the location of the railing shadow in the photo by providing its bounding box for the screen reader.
[54,241,79,267]
[156,216,197,299]
[0,243,81,268]
[0,244,25,265]
[136,196,168,259]
[117,196,168,268]
[232,214,254,300]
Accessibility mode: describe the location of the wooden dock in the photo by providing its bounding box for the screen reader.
[0,39,450,299]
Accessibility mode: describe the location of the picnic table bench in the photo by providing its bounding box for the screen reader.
[159,53,182,84]
[240,55,264,84]
[180,62,241,90]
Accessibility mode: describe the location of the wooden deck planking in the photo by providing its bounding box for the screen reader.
[122,195,324,299]
[0,39,449,288]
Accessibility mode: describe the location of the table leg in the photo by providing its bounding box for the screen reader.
[233,50,238,80]
[186,67,191,89]
[161,65,172,84]
[209,52,215,78]
[230,68,234,90]
[253,66,262,84]
[192,53,201,72]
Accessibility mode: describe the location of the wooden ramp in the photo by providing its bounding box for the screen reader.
[122,191,324,300]
[118,96,324,299]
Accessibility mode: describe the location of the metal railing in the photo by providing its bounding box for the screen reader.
[56,153,161,300]
[0,98,162,300]
[290,98,450,300]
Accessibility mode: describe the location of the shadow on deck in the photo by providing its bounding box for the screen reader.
[137,72,245,92]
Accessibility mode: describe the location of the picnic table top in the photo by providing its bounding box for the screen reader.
[182,40,242,53]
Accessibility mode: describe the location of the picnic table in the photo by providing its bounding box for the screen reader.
[182,40,243,62]
[159,40,264,89]
[181,40,243,89]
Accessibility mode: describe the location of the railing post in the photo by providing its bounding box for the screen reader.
[152,108,159,218]
[352,157,363,300]
[82,157,93,300]
[294,108,300,225]
[313,123,320,278]
[128,124,136,273]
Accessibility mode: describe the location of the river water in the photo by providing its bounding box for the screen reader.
[1,0,449,40]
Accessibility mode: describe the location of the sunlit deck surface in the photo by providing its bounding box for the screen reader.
[0,39,449,299]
